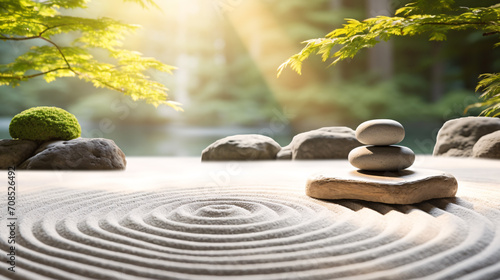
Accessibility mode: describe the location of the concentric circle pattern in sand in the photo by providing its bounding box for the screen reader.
[2,182,500,280]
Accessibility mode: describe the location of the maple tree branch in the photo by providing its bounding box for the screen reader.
[483,31,500,36]
[0,67,71,80]
[38,36,76,74]
[0,34,39,40]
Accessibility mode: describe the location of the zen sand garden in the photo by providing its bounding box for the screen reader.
[1,155,499,279]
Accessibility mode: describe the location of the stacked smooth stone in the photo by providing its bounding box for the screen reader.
[348,119,415,171]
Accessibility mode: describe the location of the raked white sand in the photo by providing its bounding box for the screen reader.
[1,156,499,279]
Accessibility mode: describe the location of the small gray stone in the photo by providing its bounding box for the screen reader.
[306,168,458,204]
[19,138,126,170]
[472,131,500,159]
[201,134,281,161]
[289,127,362,159]
[348,145,415,171]
[0,139,39,169]
[355,119,405,145]
[433,117,500,157]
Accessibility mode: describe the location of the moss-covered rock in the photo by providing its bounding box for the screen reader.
[9,107,81,141]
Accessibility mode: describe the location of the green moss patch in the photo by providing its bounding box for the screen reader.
[9,107,81,141]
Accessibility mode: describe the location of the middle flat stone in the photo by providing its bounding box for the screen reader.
[348,145,415,171]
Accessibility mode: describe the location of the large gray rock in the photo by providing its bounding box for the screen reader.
[19,138,126,170]
[201,134,281,161]
[433,117,500,157]
[0,139,39,169]
[289,127,362,159]
[472,131,500,159]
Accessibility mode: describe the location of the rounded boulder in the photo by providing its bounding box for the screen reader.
[0,139,39,169]
[19,138,126,170]
[433,117,500,157]
[289,127,362,159]
[202,134,281,161]
[472,131,500,159]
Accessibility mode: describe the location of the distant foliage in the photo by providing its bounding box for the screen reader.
[278,1,500,117]
[0,0,181,110]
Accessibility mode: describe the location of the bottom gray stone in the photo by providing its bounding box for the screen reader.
[306,168,457,204]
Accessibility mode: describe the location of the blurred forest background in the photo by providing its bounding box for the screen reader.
[1,0,499,155]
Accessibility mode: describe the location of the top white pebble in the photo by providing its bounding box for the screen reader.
[355,119,405,145]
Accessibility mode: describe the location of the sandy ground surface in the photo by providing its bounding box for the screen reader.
[1,156,499,279]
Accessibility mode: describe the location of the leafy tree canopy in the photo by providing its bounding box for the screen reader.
[278,0,500,117]
[0,0,181,110]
